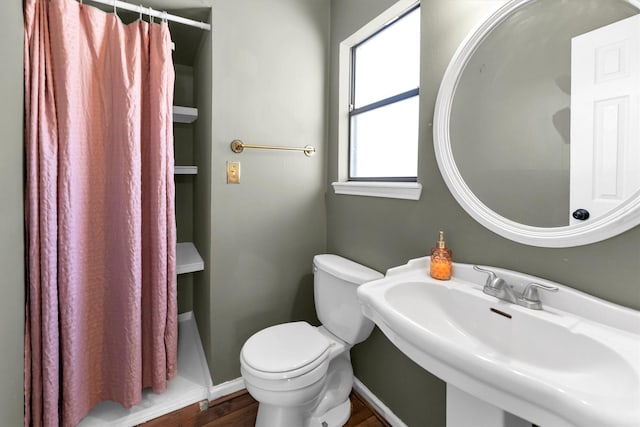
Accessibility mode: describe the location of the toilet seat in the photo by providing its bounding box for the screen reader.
[241,322,332,381]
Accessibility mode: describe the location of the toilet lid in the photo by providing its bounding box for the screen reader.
[241,322,331,374]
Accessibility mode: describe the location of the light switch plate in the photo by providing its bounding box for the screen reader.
[227,161,240,184]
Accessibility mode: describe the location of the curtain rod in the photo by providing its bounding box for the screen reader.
[82,0,211,31]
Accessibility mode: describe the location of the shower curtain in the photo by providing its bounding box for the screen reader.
[24,0,177,425]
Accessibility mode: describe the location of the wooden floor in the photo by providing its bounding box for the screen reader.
[138,389,391,427]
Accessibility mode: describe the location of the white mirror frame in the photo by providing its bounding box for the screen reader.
[434,0,640,248]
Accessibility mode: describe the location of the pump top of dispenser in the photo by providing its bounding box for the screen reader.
[436,231,446,249]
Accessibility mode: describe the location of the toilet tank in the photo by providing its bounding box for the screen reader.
[313,254,384,345]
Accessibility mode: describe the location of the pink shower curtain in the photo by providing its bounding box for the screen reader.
[24,0,177,425]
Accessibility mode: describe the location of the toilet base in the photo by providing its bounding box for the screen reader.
[244,329,357,427]
[255,397,350,427]
[308,399,350,427]
[255,401,313,427]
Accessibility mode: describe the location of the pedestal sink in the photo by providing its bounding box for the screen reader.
[357,257,640,427]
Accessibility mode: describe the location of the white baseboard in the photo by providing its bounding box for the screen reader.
[353,377,408,427]
[208,377,246,402]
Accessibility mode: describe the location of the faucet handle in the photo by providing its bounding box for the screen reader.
[519,282,559,310]
[473,265,506,289]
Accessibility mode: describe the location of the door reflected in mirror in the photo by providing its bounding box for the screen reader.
[450,0,639,228]
[434,0,640,247]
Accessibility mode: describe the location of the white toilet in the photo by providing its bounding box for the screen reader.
[240,254,383,427]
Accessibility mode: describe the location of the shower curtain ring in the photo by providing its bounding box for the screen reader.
[139,5,143,21]
[149,6,155,24]
[113,0,118,16]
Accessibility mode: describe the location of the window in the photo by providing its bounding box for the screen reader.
[349,5,420,181]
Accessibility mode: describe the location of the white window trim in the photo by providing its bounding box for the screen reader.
[332,0,422,201]
[332,181,422,200]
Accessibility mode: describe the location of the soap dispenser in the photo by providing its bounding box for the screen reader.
[430,231,452,280]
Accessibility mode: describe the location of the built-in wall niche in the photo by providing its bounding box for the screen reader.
[174,103,199,273]
[174,106,199,175]
[173,63,204,315]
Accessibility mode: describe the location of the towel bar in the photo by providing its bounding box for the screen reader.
[230,140,316,157]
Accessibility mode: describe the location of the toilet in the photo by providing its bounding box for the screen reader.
[240,254,384,427]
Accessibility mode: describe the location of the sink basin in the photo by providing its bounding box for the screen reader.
[357,257,640,427]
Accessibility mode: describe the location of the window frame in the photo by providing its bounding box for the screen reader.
[332,0,422,201]
[347,4,420,183]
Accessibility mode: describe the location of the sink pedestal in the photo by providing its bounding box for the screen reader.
[447,385,530,427]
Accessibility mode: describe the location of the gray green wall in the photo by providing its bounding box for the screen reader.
[204,0,330,383]
[125,0,330,391]
[0,1,24,424]
[327,1,640,426]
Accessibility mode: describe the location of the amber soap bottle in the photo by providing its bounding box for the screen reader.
[430,231,452,280]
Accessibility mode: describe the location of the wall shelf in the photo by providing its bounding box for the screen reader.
[176,242,204,275]
[175,166,198,175]
[174,106,201,274]
[173,106,198,123]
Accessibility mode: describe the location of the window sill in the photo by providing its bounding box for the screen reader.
[331,181,422,200]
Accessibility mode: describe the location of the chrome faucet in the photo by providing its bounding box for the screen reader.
[473,265,558,310]
[518,282,559,310]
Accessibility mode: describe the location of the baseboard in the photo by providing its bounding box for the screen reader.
[353,377,408,427]
[208,377,246,402]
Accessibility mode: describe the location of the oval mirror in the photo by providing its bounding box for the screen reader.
[434,0,640,247]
